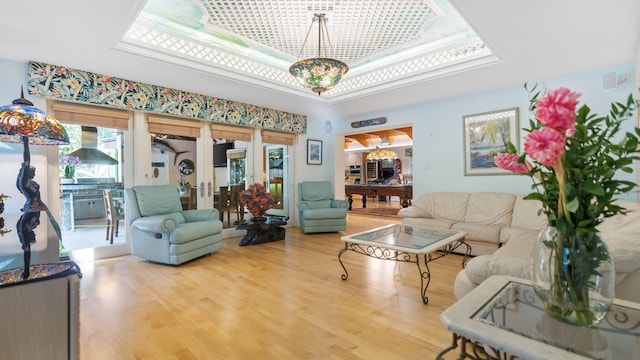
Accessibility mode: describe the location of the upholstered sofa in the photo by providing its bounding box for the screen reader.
[297,181,348,233]
[398,192,546,256]
[125,185,223,265]
[453,199,640,303]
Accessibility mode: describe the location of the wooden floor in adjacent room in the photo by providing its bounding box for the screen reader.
[77,209,464,359]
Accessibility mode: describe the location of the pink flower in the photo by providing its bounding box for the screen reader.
[535,87,580,136]
[524,128,566,167]
[495,153,528,174]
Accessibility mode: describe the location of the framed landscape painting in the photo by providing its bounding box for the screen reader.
[463,107,519,176]
[307,139,322,165]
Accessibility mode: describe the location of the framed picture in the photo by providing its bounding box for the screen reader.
[307,139,323,165]
[463,107,519,176]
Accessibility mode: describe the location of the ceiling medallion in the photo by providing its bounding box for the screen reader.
[289,13,348,95]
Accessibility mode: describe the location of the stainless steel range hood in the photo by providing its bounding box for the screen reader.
[67,126,118,165]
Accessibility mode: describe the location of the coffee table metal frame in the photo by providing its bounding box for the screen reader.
[339,224,470,304]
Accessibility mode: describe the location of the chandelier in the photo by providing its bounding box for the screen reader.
[366,147,398,160]
[289,13,348,95]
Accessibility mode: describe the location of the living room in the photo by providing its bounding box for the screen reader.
[0,1,639,358]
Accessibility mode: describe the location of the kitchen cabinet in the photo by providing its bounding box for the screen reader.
[72,195,105,220]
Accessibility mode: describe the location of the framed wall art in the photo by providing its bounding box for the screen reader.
[463,107,519,176]
[307,139,323,165]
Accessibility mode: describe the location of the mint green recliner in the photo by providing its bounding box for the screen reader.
[297,181,348,234]
[124,185,223,265]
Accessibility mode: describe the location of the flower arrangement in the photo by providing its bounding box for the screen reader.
[240,183,273,218]
[59,155,81,179]
[496,84,640,325]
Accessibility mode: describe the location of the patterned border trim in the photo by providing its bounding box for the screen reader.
[27,61,306,134]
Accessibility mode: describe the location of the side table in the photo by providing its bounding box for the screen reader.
[235,216,288,246]
[437,276,640,360]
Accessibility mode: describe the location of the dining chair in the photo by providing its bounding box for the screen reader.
[218,187,237,226]
[103,189,124,244]
[230,184,245,221]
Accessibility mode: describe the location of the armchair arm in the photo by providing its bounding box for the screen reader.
[331,199,349,209]
[131,214,178,233]
[297,201,312,211]
[182,209,219,222]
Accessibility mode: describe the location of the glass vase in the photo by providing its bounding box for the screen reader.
[530,225,615,327]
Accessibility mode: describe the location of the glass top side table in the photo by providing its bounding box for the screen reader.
[438,276,640,360]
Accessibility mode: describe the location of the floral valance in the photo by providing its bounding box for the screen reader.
[27,61,306,134]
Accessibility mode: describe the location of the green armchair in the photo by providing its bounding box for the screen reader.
[297,181,348,234]
[124,185,223,265]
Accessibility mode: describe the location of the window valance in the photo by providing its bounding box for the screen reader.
[28,61,306,134]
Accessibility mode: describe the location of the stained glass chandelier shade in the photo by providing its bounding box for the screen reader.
[366,147,398,160]
[289,13,348,95]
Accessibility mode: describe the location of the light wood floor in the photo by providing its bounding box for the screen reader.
[78,212,463,359]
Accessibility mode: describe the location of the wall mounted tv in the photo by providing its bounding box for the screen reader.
[213,142,234,167]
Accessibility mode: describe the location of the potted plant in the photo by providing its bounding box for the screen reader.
[177,159,194,195]
[59,155,80,183]
[178,179,190,195]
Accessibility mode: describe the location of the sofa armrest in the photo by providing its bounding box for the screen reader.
[331,199,348,209]
[131,214,178,233]
[182,209,219,222]
[397,206,430,218]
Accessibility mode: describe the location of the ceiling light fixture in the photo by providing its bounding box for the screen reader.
[289,13,348,95]
[366,147,398,160]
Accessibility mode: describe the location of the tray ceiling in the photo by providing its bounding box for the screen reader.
[119,0,496,102]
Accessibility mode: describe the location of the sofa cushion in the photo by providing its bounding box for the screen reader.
[451,223,502,244]
[511,196,546,230]
[499,227,540,245]
[133,185,183,217]
[464,192,515,226]
[301,207,347,220]
[402,218,456,229]
[431,192,471,221]
[302,200,332,209]
[170,221,222,244]
[464,238,536,284]
[300,181,334,201]
[599,200,640,274]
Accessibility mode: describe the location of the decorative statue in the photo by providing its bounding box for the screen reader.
[16,211,41,279]
[16,138,47,212]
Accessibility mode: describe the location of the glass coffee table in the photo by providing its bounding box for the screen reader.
[438,276,640,359]
[339,224,470,304]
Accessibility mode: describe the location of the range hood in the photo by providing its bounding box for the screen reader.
[67,126,118,165]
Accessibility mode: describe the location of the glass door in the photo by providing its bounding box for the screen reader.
[264,144,288,217]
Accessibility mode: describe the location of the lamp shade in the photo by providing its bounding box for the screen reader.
[366,147,398,160]
[289,58,348,95]
[0,94,69,145]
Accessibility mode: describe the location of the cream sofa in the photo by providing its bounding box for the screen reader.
[399,192,640,303]
[397,192,546,256]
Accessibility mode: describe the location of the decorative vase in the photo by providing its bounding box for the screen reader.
[60,178,74,184]
[530,225,615,327]
[178,186,189,196]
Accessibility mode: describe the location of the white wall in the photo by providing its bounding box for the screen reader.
[332,61,638,201]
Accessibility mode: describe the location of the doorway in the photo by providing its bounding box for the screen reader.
[264,144,289,217]
[59,125,125,254]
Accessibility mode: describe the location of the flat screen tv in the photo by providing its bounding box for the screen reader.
[213,142,234,167]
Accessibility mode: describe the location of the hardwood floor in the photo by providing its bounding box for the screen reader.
[77,212,463,359]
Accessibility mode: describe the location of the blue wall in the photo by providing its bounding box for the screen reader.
[334,62,638,201]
